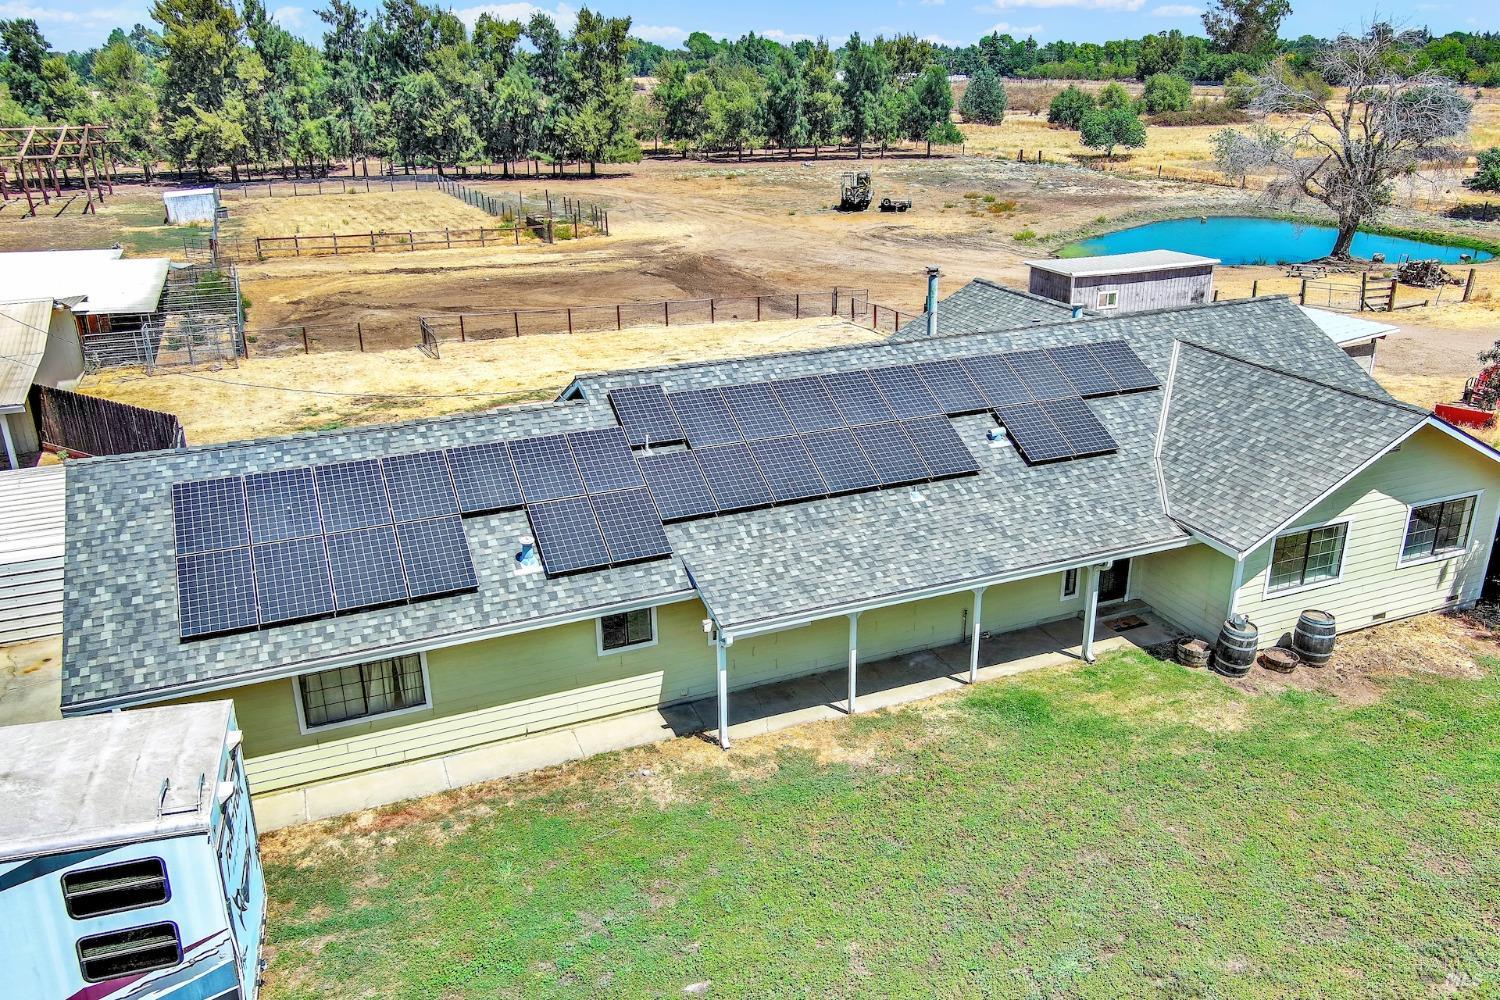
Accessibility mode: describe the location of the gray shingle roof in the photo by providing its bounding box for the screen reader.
[889,277,1075,343]
[63,294,1411,710]
[1158,342,1427,553]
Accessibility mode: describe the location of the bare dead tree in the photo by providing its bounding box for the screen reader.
[1211,26,1472,259]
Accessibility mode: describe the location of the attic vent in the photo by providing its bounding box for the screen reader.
[515,535,541,574]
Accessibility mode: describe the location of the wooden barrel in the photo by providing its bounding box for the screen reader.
[1175,638,1211,669]
[1259,647,1300,674]
[1293,610,1336,667]
[1213,615,1258,677]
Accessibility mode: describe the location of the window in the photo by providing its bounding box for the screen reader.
[63,858,169,919]
[1060,568,1079,599]
[1096,290,1119,308]
[1268,522,1348,593]
[598,608,655,653]
[296,654,428,730]
[77,922,181,982]
[1402,495,1476,563]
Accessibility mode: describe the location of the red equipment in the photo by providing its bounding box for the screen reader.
[1440,365,1500,429]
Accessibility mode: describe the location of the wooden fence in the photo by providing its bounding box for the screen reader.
[436,179,609,237]
[208,224,539,263]
[29,385,186,456]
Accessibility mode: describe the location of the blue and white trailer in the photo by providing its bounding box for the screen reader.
[0,701,265,1000]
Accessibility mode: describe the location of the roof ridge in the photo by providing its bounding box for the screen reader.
[1172,338,1428,416]
[965,277,1076,309]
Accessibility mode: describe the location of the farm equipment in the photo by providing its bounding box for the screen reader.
[879,197,912,212]
[1438,357,1500,428]
[838,171,872,211]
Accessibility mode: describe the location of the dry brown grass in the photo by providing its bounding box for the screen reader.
[79,316,880,444]
[223,190,498,238]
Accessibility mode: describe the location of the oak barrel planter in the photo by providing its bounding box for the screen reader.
[1293,610,1336,667]
[1259,647,1300,674]
[1175,637,1211,669]
[1212,615,1258,678]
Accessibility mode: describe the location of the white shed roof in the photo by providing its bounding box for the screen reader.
[0,249,169,316]
[1297,306,1398,346]
[0,463,65,562]
[1025,250,1220,278]
[0,701,233,861]
[163,186,216,201]
[0,299,51,411]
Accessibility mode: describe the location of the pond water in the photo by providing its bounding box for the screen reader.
[1063,216,1492,265]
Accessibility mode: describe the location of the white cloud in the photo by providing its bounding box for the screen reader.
[920,0,947,5]
[761,28,816,43]
[1149,3,1200,15]
[633,24,687,43]
[983,0,1143,9]
[272,5,307,31]
[454,2,576,32]
[0,2,140,27]
[988,20,1045,35]
[922,33,964,46]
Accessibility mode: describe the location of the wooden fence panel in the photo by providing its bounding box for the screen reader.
[29,386,186,457]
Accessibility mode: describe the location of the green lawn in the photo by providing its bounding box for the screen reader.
[261,649,1500,999]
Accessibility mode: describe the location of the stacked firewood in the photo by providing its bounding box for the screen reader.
[1394,259,1453,288]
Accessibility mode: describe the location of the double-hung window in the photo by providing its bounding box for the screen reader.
[1268,522,1348,593]
[598,608,656,653]
[1402,495,1477,563]
[297,654,428,730]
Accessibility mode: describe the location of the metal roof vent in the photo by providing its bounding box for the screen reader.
[1070,305,1084,319]
[925,266,941,337]
[987,426,1011,447]
[515,535,541,574]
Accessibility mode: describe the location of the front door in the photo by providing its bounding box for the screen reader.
[1099,558,1130,604]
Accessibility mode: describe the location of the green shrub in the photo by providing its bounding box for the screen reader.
[1141,73,1192,114]
[1223,69,1257,109]
[1080,107,1147,159]
[1014,228,1038,241]
[1150,102,1249,126]
[1096,82,1132,111]
[1048,85,1096,129]
[1466,147,1500,192]
[959,68,1008,125]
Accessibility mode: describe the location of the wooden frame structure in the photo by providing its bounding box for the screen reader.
[0,125,115,218]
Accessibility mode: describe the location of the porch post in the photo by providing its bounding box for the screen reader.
[716,635,730,749]
[1081,565,1101,663]
[0,417,17,470]
[846,612,860,714]
[969,586,986,684]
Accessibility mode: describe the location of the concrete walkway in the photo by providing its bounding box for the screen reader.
[252,607,1176,831]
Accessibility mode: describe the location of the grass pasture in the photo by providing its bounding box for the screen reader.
[260,632,1500,999]
[220,189,500,239]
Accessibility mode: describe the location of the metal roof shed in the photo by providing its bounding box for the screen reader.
[0,464,66,642]
[163,186,220,225]
[1026,250,1219,314]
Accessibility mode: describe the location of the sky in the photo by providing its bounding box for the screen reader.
[1,0,1491,55]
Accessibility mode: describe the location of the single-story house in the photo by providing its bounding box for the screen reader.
[59,292,1500,814]
[0,298,85,469]
[891,275,1076,341]
[0,249,171,368]
[1025,250,1219,313]
[1298,305,1397,373]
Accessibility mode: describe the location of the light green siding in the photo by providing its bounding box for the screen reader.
[1234,424,1500,645]
[172,571,1088,792]
[1132,543,1235,638]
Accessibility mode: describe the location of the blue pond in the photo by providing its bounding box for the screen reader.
[1065,215,1492,265]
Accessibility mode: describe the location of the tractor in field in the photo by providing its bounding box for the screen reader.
[837,171,872,212]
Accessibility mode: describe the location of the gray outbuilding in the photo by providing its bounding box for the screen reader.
[1026,250,1218,313]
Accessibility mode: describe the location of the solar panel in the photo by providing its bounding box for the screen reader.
[244,467,323,544]
[996,403,1073,464]
[445,441,524,514]
[251,536,334,625]
[694,443,774,512]
[822,369,896,426]
[1005,349,1077,401]
[1045,344,1119,398]
[590,487,672,564]
[749,436,827,503]
[396,516,479,599]
[314,460,392,533]
[852,422,930,487]
[509,434,585,503]
[325,525,409,610]
[172,478,248,555]
[900,416,981,479]
[801,427,881,494]
[913,359,990,415]
[721,382,795,441]
[1088,340,1160,392]
[769,376,845,432]
[961,354,1032,408]
[869,365,942,419]
[177,547,259,639]
[637,450,718,521]
[566,427,644,494]
[381,451,458,522]
[1040,398,1118,457]
[607,383,684,447]
[526,496,611,575]
[669,388,743,447]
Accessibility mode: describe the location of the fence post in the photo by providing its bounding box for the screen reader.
[294,234,301,256]
[514,312,521,338]
[664,301,670,327]
[873,304,878,328]
[1359,271,1368,311]
[409,230,414,251]
[756,296,761,322]
[1388,279,1397,312]
[567,308,573,334]
[332,233,339,256]
[459,315,467,342]
[1251,280,1258,298]
[302,326,309,353]
[616,304,622,330]
[1299,278,1307,304]
[795,294,801,319]
[445,227,451,249]
[710,299,715,323]
[357,322,365,352]
[1465,268,1477,302]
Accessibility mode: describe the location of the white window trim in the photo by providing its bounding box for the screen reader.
[596,606,658,656]
[292,652,433,736]
[1096,289,1119,309]
[1261,517,1352,600]
[1396,490,1483,569]
[1059,568,1079,600]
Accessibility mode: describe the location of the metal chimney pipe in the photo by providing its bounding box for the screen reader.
[1070,304,1084,319]
[925,266,941,337]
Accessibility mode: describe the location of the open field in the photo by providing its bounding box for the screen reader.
[221,189,500,238]
[258,618,1500,999]
[0,185,202,256]
[78,317,879,444]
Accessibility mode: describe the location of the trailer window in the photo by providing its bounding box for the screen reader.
[62,858,170,919]
[77,922,182,982]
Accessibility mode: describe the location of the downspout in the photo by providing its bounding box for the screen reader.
[925,266,940,337]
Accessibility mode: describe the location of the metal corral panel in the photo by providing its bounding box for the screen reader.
[0,465,65,643]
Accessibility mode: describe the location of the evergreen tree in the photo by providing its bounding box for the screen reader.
[151,0,243,175]
[905,62,961,155]
[563,8,638,175]
[840,33,890,158]
[0,19,48,114]
[762,47,806,156]
[959,67,1006,125]
[706,69,763,159]
[801,39,842,156]
[1047,84,1095,128]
